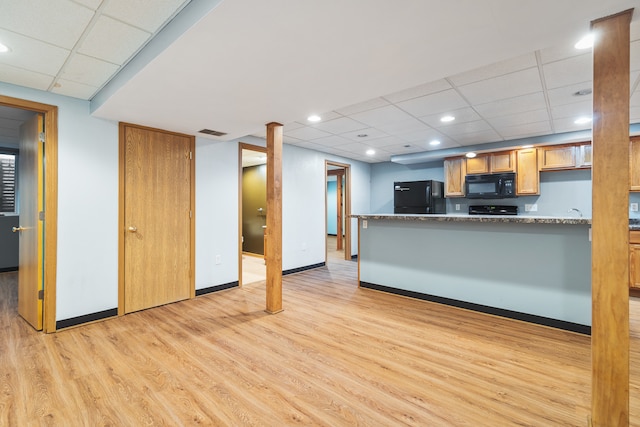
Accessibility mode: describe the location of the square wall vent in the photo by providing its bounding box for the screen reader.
[199,128,227,136]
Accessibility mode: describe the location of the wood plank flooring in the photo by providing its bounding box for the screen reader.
[2,265,640,426]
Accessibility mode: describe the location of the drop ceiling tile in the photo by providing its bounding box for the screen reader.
[283,135,303,144]
[496,121,552,139]
[78,16,150,65]
[448,53,537,87]
[454,129,503,146]
[292,141,330,152]
[336,141,371,156]
[538,42,586,64]
[630,90,640,112]
[334,97,390,116]
[474,92,547,118]
[73,0,102,8]
[0,0,95,49]
[0,29,70,75]
[438,120,493,138]
[51,78,99,99]
[375,117,432,135]
[380,143,427,154]
[552,117,592,134]
[382,79,452,103]
[0,63,54,91]
[359,136,407,148]
[632,71,640,93]
[283,121,306,132]
[312,117,367,134]
[310,111,342,122]
[418,107,481,128]
[349,105,414,128]
[60,53,120,86]
[310,135,353,147]
[456,67,542,104]
[398,127,451,144]
[632,20,640,42]
[340,127,388,142]
[631,40,640,72]
[284,126,332,141]
[102,0,189,33]
[547,81,593,107]
[551,100,592,120]
[542,53,592,90]
[396,89,469,118]
[631,106,640,124]
[487,109,549,128]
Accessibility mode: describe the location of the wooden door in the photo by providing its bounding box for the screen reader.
[17,114,44,330]
[122,124,194,314]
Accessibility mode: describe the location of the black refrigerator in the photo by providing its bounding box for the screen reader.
[393,180,446,214]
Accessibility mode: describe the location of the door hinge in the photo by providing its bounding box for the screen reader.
[38,289,44,300]
[39,132,45,143]
[39,211,45,221]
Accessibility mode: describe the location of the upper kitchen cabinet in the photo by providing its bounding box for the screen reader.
[630,137,640,191]
[515,148,539,195]
[465,151,516,175]
[444,157,466,197]
[538,145,576,170]
[576,142,592,168]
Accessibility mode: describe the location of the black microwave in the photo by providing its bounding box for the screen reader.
[465,173,516,199]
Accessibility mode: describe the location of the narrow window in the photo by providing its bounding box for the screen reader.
[0,152,17,214]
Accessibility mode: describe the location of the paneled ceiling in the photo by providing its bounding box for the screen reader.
[0,0,639,163]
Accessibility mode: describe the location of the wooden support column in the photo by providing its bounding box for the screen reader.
[591,8,633,427]
[265,122,283,314]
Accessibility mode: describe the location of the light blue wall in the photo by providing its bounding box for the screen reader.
[327,181,337,235]
[370,161,592,218]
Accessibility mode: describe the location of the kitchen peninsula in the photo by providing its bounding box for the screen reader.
[353,214,592,333]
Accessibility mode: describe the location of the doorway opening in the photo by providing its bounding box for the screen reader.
[325,161,351,263]
[239,143,267,286]
[0,96,58,333]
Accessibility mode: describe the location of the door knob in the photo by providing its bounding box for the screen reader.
[128,226,138,232]
[12,226,25,233]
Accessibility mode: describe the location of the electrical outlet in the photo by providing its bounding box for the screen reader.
[363,219,368,229]
[524,204,538,212]
[455,204,460,211]
[215,255,221,265]
[631,203,639,212]
[530,204,537,212]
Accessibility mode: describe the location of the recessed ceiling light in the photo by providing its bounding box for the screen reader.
[429,140,441,146]
[465,152,477,158]
[574,117,592,125]
[307,115,321,122]
[366,149,375,156]
[0,42,10,53]
[575,33,594,50]
[440,115,455,123]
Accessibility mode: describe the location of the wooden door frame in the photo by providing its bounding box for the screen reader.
[325,160,351,261]
[118,122,196,315]
[238,142,267,287]
[0,95,58,333]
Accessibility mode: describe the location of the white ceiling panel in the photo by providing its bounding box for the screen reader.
[0,63,53,90]
[0,0,95,49]
[631,40,640,71]
[551,100,593,120]
[396,89,469,118]
[349,105,414,128]
[553,117,593,134]
[382,79,452,103]
[487,109,550,129]
[473,92,547,118]
[284,126,332,141]
[102,0,190,33]
[60,54,120,86]
[334,98,390,116]
[51,78,100,99]
[547,82,593,107]
[340,127,389,142]
[631,106,640,124]
[374,117,432,136]
[0,29,70,76]
[438,120,493,138]
[456,67,543,105]
[282,135,302,144]
[78,16,150,65]
[73,0,102,8]
[419,107,482,128]
[496,121,553,139]
[398,127,451,144]
[454,130,503,146]
[309,135,354,147]
[448,53,537,87]
[542,53,592,90]
[360,136,408,148]
[336,141,371,155]
[538,41,587,64]
[311,117,367,134]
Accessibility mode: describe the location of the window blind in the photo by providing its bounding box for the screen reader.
[0,154,16,213]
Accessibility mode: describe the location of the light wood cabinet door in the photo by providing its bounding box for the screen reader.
[516,148,539,195]
[538,145,576,170]
[465,155,489,174]
[490,151,516,173]
[631,244,640,289]
[444,157,466,197]
[576,143,592,168]
[630,138,640,191]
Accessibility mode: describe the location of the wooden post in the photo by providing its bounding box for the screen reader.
[591,8,633,427]
[265,122,283,314]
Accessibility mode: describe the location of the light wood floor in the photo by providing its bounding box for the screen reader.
[2,266,640,425]
[241,253,266,285]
